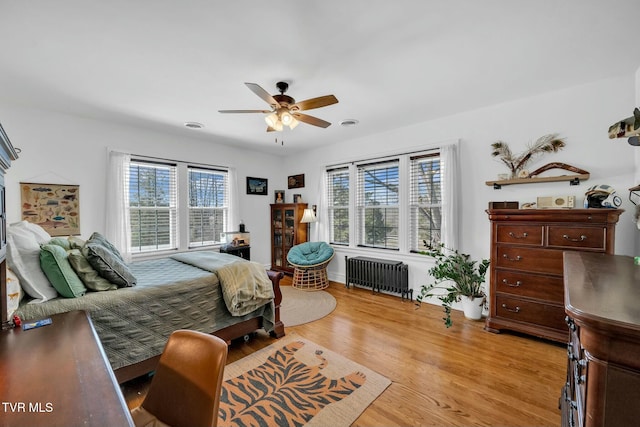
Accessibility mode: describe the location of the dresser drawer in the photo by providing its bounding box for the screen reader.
[495,270,564,303]
[495,295,567,331]
[495,224,543,245]
[496,246,563,275]
[547,226,606,250]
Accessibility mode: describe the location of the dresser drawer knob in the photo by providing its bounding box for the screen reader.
[501,303,520,313]
[502,254,522,262]
[563,234,587,242]
[508,231,528,239]
[502,279,522,287]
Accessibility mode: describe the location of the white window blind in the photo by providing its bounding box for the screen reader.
[326,166,350,245]
[357,160,399,249]
[410,151,442,251]
[128,160,177,253]
[188,167,229,248]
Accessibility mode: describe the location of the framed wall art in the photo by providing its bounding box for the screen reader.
[20,182,80,236]
[246,177,268,195]
[293,194,302,203]
[288,174,305,189]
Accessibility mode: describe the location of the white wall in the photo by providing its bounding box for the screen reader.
[286,74,638,300]
[0,104,285,266]
[1,74,637,300]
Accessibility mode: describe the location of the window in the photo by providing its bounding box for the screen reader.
[326,167,350,245]
[410,153,442,251]
[188,167,229,248]
[128,161,178,253]
[127,158,229,255]
[357,160,400,249]
[325,145,454,253]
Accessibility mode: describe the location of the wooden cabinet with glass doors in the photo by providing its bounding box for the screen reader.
[270,203,308,274]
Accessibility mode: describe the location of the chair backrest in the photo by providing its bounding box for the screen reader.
[287,241,334,266]
[140,330,228,427]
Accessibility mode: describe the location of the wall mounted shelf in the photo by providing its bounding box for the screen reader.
[485,173,589,189]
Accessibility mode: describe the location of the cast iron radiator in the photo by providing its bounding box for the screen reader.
[345,256,412,301]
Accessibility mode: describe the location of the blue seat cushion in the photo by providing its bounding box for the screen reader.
[287,242,334,266]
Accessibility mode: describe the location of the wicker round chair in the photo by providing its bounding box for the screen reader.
[287,242,335,291]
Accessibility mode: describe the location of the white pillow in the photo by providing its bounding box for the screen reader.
[10,220,51,244]
[7,224,58,303]
[6,268,23,320]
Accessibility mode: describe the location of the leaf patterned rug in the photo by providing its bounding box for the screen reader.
[218,334,391,427]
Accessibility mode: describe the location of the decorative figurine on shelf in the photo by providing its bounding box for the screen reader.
[490,133,565,180]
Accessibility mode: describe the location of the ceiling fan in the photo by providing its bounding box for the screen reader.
[218,81,338,132]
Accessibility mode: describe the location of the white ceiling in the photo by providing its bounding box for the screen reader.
[1,1,639,154]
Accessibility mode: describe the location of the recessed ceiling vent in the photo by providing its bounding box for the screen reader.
[339,119,359,127]
[184,122,204,129]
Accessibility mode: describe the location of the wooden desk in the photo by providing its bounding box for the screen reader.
[0,310,134,427]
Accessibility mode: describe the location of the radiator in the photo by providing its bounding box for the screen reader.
[345,256,412,301]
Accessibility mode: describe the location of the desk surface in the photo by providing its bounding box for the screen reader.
[0,310,134,427]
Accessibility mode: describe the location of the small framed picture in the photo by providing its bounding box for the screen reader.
[288,174,305,189]
[293,194,302,203]
[246,177,268,195]
[274,190,285,203]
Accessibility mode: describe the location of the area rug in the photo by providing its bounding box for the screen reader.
[218,334,391,427]
[279,285,337,327]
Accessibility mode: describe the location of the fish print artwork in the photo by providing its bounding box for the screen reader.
[20,183,80,236]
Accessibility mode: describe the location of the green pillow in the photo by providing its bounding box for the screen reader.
[40,244,87,298]
[68,236,86,250]
[48,237,72,251]
[67,249,117,291]
[82,242,136,288]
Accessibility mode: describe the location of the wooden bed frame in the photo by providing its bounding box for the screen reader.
[113,269,285,384]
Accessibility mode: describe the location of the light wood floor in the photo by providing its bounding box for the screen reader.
[122,277,567,426]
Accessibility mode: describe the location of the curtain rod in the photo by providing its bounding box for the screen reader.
[325,146,441,169]
[127,151,229,170]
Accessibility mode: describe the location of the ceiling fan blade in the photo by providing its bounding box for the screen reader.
[218,109,271,113]
[266,126,276,132]
[245,82,279,107]
[293,113,331,128]
[292,95,338,111]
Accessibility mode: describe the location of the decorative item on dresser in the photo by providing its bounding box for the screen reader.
[270,203,308,274]
[484,208,622,342]
[0,123,19,330]
[562,252,640,427]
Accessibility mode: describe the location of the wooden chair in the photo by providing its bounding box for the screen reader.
[130,330,228,427]
[287,242,335,291]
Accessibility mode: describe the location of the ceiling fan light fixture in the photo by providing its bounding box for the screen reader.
[272,120,284,132]
[265,112,279,128]
[280,110,293,126]
[288,117,300,129]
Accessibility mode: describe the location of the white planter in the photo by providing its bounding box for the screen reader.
[462,296,484,320]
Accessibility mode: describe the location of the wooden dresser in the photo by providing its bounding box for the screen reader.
[485,208,622,342]
[562,252,640,427]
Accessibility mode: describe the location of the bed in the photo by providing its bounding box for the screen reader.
[6,224,284,384]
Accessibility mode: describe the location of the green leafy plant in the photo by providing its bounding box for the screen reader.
[491,133,565,179]
[416,243,490,327]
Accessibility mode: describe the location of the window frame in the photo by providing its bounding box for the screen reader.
[324,145,451,254]
[128,157,230,257]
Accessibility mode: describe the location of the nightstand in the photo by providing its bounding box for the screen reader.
[220,245,251,260]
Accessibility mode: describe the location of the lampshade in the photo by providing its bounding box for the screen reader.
[265,112,279,128]
[280,110,293,126]
[300,208,317,223]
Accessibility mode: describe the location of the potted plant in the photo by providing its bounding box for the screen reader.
[416,243,490,328]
